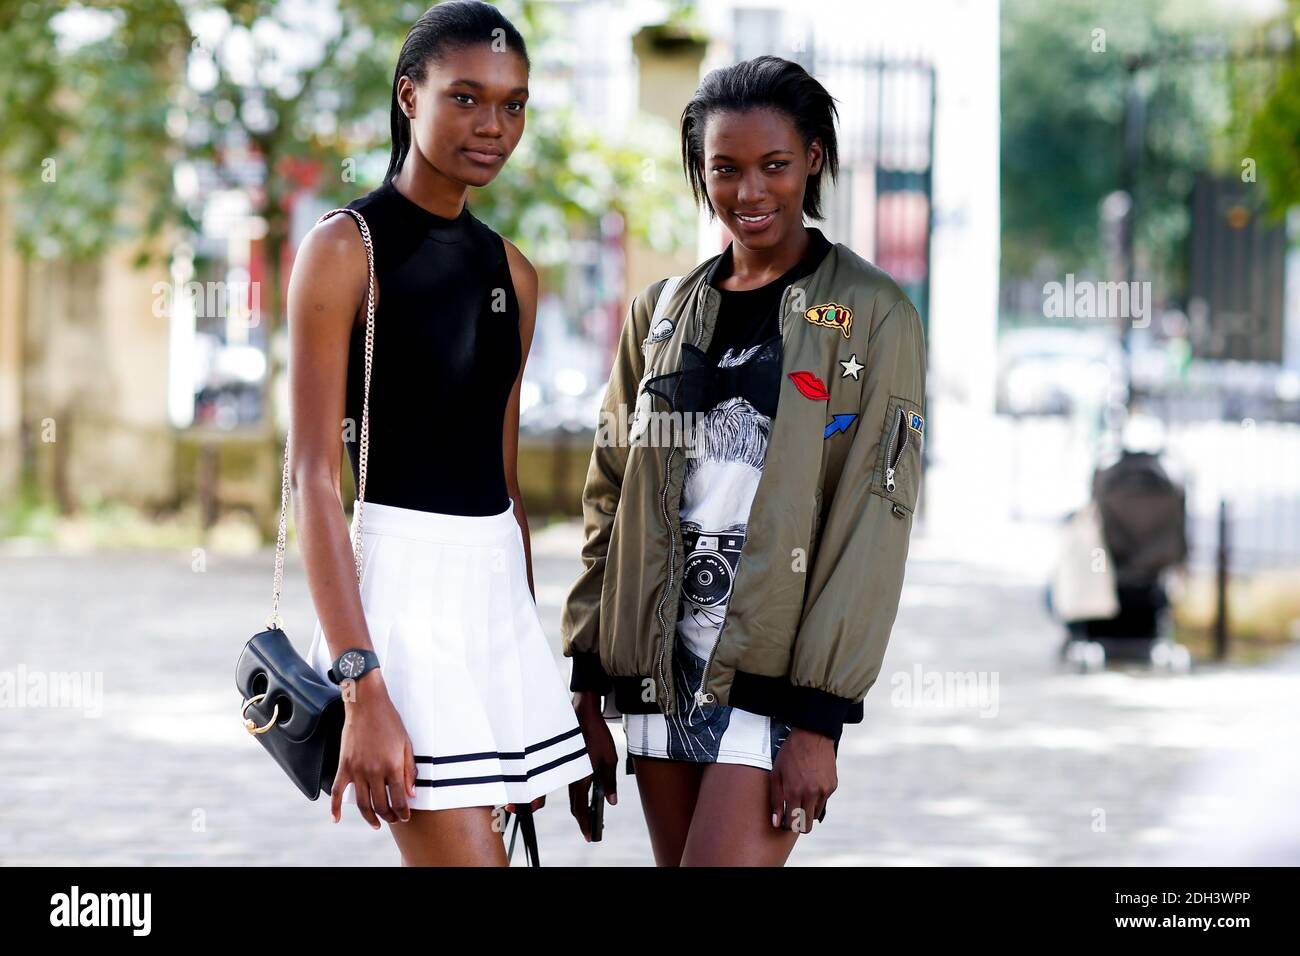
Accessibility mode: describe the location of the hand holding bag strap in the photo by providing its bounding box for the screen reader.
[266,206,377,628]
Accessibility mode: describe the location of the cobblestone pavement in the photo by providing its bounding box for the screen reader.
[1,510,1295,866]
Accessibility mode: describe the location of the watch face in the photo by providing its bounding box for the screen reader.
[339,651,365,678]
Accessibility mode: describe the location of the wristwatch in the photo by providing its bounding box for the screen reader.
[328,648,381,685]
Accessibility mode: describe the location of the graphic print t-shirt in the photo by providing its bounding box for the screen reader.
[676,229,833,665]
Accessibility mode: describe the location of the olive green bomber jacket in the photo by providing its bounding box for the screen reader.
[559,236,927,743]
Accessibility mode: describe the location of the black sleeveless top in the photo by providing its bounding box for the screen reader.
[342,179,521,516]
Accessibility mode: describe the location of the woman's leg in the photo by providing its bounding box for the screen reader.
[631,754,706,866]
[680,763,800,866]
[387,805,509,866]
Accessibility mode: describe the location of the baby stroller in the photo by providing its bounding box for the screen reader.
[1049,450,1191,673]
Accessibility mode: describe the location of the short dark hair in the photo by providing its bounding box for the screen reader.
[680,55,840,220]
[385,1,530,184]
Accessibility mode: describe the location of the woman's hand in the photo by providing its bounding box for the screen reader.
[330,670,418,829]
[505,795,545,814]
[769,728,838,833]
[568,690,618,841]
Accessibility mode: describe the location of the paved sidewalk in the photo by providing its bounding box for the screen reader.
[1,499,1294,866]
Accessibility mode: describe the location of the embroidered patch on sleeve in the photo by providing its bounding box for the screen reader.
[824,413,857,438]
[648,316,675,342]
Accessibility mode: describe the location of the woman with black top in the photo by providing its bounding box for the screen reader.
[287,1,590,865]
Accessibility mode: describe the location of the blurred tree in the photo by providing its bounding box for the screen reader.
[1000,0,1239,290]
[0,0,693,525]
[0,0,691,383]
[0,0,689,266]
[0,0,190,263]
[1233,1,1300,218]
[167,0,689,425]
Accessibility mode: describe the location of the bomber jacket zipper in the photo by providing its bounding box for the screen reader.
[691,283,795,708]
[652,441,679,713]
[651,285,704,715]
[884,406,909,493]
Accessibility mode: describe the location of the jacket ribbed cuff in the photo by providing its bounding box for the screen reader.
[568,650,613,694]
[783,685,857,744]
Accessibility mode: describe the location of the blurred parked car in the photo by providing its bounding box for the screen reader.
[996,327,1126,416]
[518,379,606,438]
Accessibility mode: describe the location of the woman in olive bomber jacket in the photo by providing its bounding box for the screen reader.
[561,55,927,866]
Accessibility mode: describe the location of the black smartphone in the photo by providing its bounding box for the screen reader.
[588,776,605,842]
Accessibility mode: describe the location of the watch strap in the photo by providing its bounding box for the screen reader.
[328,648,380,684]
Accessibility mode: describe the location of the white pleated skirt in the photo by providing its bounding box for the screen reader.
[304,497,593,812]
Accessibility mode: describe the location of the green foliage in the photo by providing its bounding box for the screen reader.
[1001,0,1239,287]
[465,106,694,267]
[0,1,189,262]
[1247,65,1300,216]
[1238,3,1300,219]
[0,475,58,541]
[302,2,694,265]
[0,0,693,274]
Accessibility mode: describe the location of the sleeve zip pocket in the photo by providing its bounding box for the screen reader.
[871,395,924,513]
[884,406,909,493]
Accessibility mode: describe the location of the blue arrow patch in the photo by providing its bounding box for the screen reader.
[824,413,857,439]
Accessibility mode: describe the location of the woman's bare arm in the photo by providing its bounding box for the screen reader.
[285,214,374,668]
[501,237,539,597]
[285,211,415,827]
[501,239,558,818]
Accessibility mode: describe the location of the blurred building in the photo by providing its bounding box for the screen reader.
[695,0,1001,417]
[533,0,999,462]
[0,189,176,511]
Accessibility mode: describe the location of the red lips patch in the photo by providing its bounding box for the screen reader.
[788,370,830,401]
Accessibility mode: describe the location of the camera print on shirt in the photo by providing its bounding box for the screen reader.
[678,382,769,662]
[660,342,792,763]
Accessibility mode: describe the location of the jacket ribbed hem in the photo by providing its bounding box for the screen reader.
[611,675,661,714]
[568,650,612,694]
[782,684,862,744]
[729,670,863,745]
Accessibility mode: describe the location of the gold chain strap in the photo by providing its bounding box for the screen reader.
[266,207,377,630]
